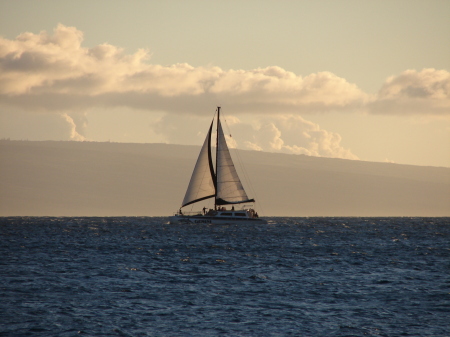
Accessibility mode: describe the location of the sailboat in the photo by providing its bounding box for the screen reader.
[169,107,266,225]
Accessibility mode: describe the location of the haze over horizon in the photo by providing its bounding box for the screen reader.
[1,1,449,167]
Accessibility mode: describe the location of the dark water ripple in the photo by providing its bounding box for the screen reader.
[1,217,449,336]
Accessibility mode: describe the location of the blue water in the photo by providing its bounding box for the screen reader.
[1,217,449,336]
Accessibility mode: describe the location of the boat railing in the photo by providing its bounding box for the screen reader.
[175,211,203,216]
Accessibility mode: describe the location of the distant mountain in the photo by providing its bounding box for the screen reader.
[1,140,449,216]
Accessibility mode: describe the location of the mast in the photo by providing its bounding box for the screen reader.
[214,106,220,210]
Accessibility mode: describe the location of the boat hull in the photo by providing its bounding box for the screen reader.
[169,215,267,225]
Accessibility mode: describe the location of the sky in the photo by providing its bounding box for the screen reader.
[0,0,449,167]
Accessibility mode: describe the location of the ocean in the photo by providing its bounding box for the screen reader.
[1,217,449,336]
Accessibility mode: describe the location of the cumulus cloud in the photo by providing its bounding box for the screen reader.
[369,69,450,115]
[0,24,369,115]
[61,113,87,141]
[2,24,447,118]
[0,109,85,141]
[144,112,358,160]
[234,115,359,160]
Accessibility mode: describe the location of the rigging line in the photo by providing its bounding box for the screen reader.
[222,111,265,216]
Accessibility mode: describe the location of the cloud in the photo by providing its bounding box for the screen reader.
[235,115,359,160]
[141,111,358,160]
[2,25,447,118]
[0,24,369,115]
[61,113,87,141]
[369,69,450,115]
[0,109,84,141]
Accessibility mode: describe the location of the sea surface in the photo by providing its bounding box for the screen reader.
[1,217,449,337]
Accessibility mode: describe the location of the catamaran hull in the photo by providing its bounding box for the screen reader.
[169,215,267,225]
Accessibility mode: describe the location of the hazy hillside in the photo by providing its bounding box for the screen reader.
[1,140,449,216]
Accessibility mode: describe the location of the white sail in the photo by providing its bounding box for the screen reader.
[215,119,254,205]
[181,122,215,207]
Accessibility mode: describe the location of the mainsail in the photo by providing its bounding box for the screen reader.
[215,118,254,205]
[181,121,215,207]
[181,107,254,208]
